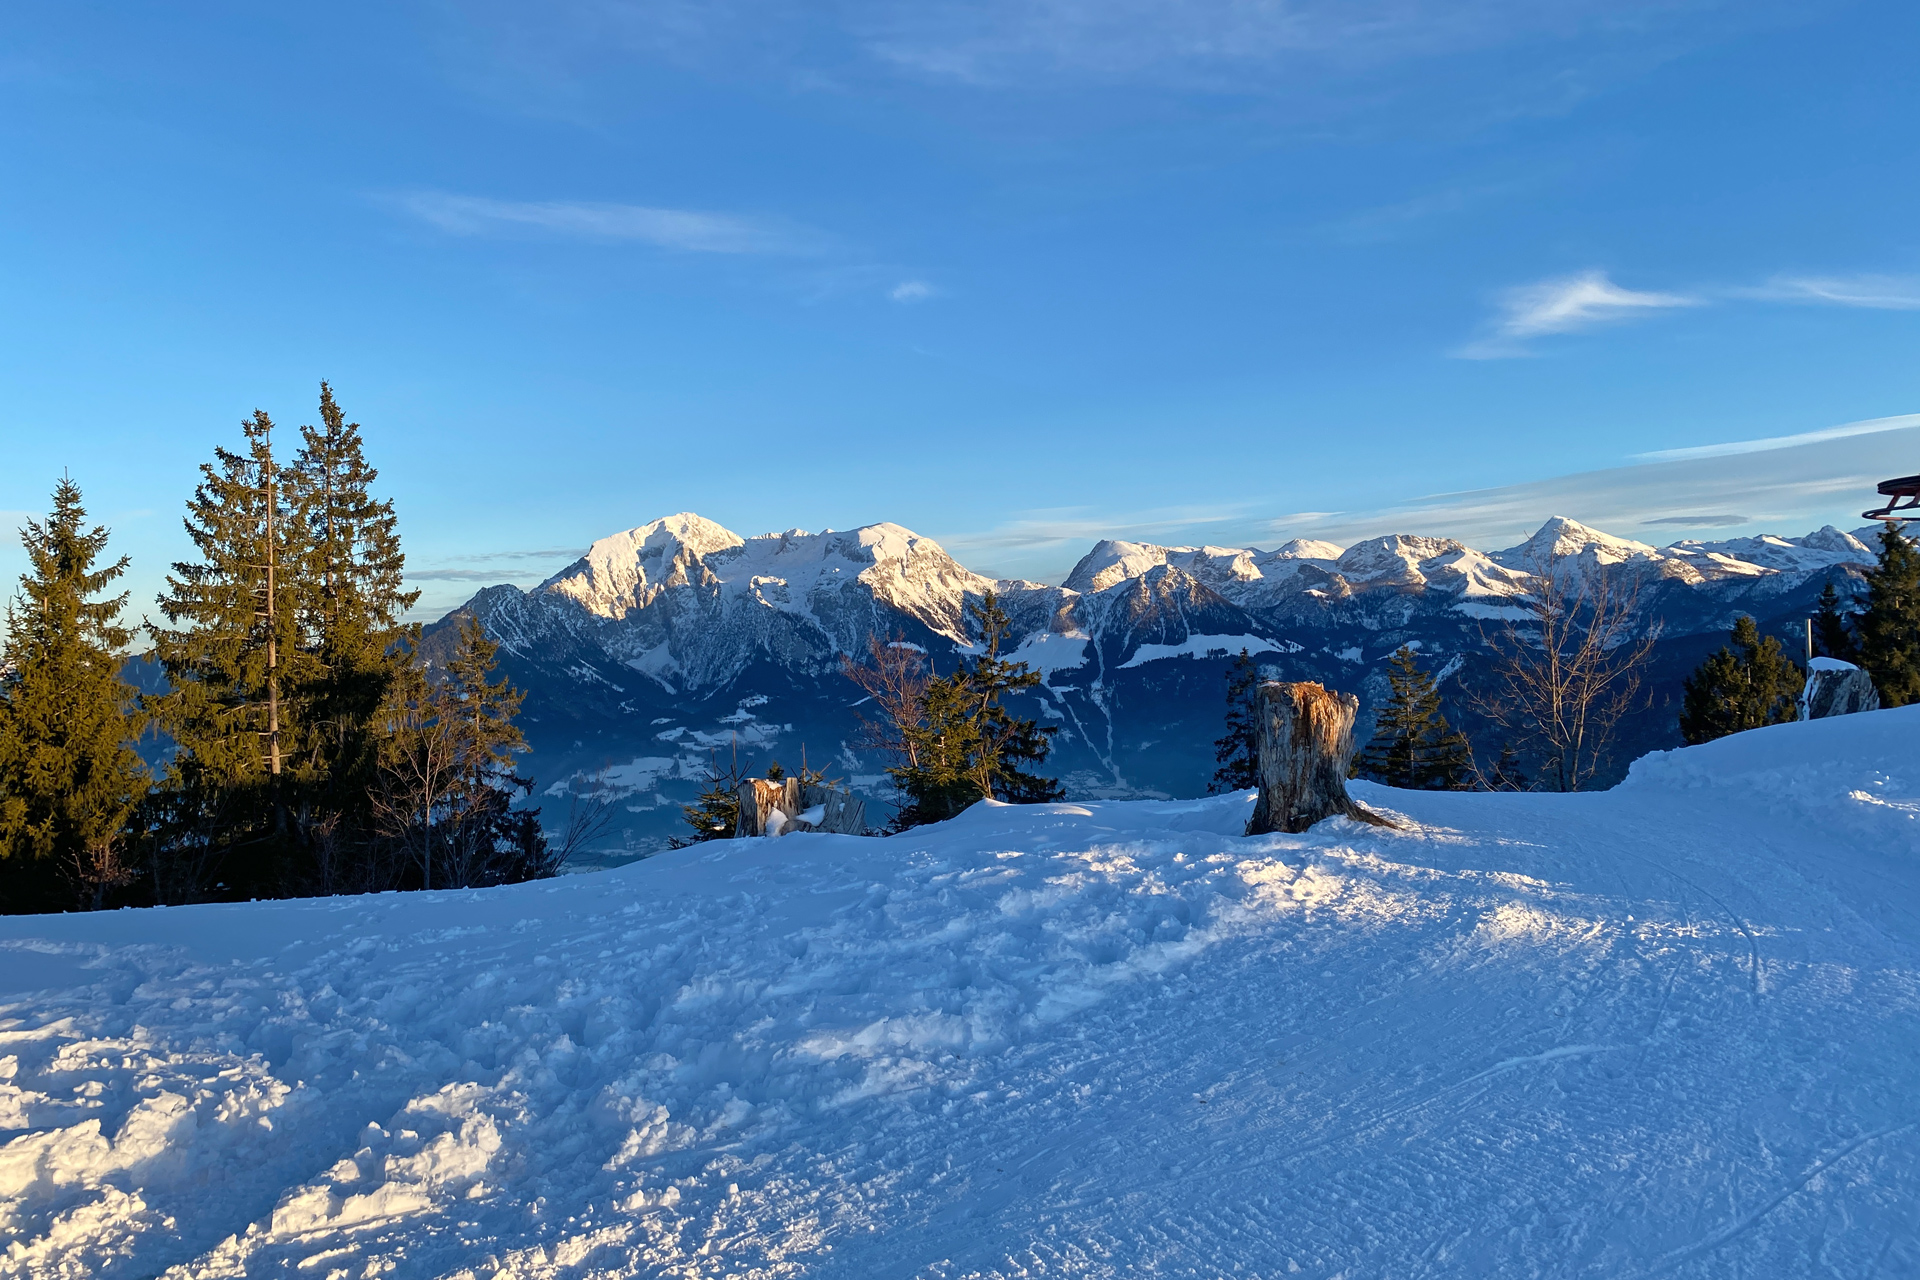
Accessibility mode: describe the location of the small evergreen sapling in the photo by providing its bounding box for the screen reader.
[1357,646,1472,790]
[1209,649,1259,794]
[680,746,750,843]
[1678,615,1804,744]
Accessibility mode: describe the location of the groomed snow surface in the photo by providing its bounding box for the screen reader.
[7,711,1920,1277]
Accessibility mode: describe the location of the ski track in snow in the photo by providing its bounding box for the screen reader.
[6,712,1920,1276]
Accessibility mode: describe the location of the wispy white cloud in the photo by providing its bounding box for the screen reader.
[925,415,1920,582]
[1746,274,1920,310]
[935,503,1254,579]
[1635,413,1920,461]
[849,0,1735,89]
[1638,513,1748,528]
[1247,421,1919,552]
[394,191,824,254]
[890,279,936,302]
[1456,270,1698,359]
[447,0,1767,121]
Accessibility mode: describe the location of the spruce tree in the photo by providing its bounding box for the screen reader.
[1357,646,1472,790]
[883,592,1062,827]
[0,479,148,911]
[147,411,312,898]
[1857,525,1920,706]
[960,592,1063,806]
[289,383,419,886]
[1678,615,1804,744]
[679,747,748,843]
[1812,580,1858,663]
[1209,648,1259,793]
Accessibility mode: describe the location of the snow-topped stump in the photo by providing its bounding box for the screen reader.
[1801,657,1881,721]
[734,778,867,837]
[1247,681,1393,835]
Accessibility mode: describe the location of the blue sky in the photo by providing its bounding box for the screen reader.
[2,0,1917,619]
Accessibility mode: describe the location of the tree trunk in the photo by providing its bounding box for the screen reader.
[734,778,802,837]
[734,778,871,837]
[1246,681,1393,835]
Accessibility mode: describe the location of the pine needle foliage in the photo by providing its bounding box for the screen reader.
[146,410,310,897]
[0,478,148,909]
[1209,648,1259,794]
[845,592,1062,829]
[1678,615,1804,744]
[291,383,420,886]
[680,746,750,843]
[1357,646,1472,790]
[1857,525,1920,707]
[1812,581,1858,664]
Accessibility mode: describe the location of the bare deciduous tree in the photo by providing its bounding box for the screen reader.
[1477,551,1658,792]
[841,633,931,772]
[551,768,619,865]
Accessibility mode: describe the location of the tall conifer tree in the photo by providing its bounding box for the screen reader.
[0,479,148,911]
[147,411,311,897]
[290,383,418,883]
[1857,525,1920,706]
[1357,645,1472,790]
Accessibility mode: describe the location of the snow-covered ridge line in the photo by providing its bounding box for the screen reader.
[439,512,1873,696]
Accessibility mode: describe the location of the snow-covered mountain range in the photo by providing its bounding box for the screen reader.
[430,513,1876,857]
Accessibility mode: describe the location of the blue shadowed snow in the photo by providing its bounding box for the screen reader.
[5,710,1920,1274]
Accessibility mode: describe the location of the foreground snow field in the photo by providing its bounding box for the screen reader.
[6,712,1920,1277]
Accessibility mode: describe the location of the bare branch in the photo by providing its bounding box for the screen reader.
[1475,548,1658,791]
[840,633,929,770]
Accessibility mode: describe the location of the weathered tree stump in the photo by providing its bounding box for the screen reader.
[1246,681,1393,835]
[734,779,869,837]
[735,778,802,837]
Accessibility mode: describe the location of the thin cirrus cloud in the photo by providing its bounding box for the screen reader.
[394,191,826,255]
[1455,269,1697,359]
[1746,274,1920,310]
[1458,267,1920,359]
[889,279,936,302]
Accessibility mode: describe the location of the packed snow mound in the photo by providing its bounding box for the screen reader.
[16,710,1920,1276]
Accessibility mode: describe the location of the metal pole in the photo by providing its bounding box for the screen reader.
[1805,616,1814,664]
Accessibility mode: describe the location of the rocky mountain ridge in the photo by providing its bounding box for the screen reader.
[431,512,1877,860]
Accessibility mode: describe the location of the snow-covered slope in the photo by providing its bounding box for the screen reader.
[7,709,1920,1275]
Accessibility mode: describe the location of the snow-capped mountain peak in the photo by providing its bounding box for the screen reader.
[540,512,746,620]
[1494,515,1664,570]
